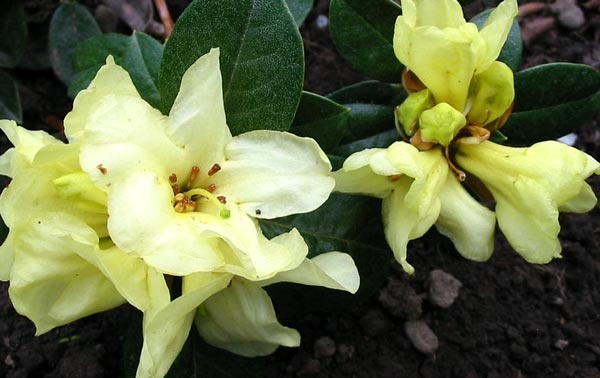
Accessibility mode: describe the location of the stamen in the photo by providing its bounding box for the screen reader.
[169,173,178,183]
[188,166,200,186]
[208,163,221,176]
[174,193,186,202]
[444,146,467,181]
[97,164,108,175]
[217,195,227,204]
[172,184,181,195]
[206,184,216,193]
[388,175,402,182]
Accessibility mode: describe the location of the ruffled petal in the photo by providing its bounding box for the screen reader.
[261,251,360,293]
[477,0,518,68]
[195,279,300,357]
[167,48,232,167]
[8,212,125,335]
[64,56,140,141]
[79,94,186,191]
[106,170,225,275]
[136,272,232,378]
[214,131,334,218]
[333,148,400,197]
[435,173,495,261]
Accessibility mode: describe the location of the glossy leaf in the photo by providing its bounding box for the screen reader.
[470,8,523,72]
[329,0,403,82]
[160,0,304,135]
[0,1,27,68]
[333,128,400,158]
[290,91,349,152]
[340,103,395,144]
[0,70,22,123]
[502,63,600,144]
[327,80,405,106]
[262,193,391,312]
[49,3,102,85]
[68,32,163,108]
[285,0,314,26]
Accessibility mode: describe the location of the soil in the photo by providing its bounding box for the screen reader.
[2,1,600,378]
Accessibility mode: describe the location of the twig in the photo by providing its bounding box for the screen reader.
[154,0,174,38]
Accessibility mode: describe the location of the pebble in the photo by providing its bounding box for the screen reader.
[550,0,586,29]
[315,15,329,30]
[335,344,355,363]
[428,269,462,308]
[554,339,570,350]
[313,336,336,358]
[297,357,321,376]
[404,320,439,355]
[378,278,423,319]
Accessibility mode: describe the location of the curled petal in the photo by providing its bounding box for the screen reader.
[195,279,300,357]
[333,148,399,198]
[435,173,496,261]
[214,131,334,219]
[477,0,519,68]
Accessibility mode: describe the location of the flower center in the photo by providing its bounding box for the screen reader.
[170,164,230,219]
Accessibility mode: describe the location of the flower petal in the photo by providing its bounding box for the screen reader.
[167,48,232,168]
[8,212,125,335]
[64,56,140,141]
[136,272,232,378]
[195,279,300,357]
[106,170,225,275]
[214,130,334,218]
[411,0,466,28]
[261,251,360,294]
[477,0,518,68]
[435,173,495,261]
[79,94,186,191]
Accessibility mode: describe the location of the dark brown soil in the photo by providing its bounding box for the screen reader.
[2,1,600,378]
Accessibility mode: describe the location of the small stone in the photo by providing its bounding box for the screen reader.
[359,309,388,337]
[379,278,423,319]
[554,339,570,350]
[428,269,462,308]
[335,344,355,363]
[550,0,586,29]
[315,15,329,29]
[313,336,336,358]
[404,320,439,355]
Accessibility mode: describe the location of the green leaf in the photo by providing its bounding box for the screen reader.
[340,103,395,144]
[262,193,391,312]
[68,32,163,108]
[470,8,523,72]
[333,128,399,158]
[502,63,600,144]
[329,0,403,82]
[327,80,405,106]
[285,0,314,26]
[0,1,27,68]
[0,70,22,124]
[289,91,349,152]
[49,3,102,85]
[160,0,304,135]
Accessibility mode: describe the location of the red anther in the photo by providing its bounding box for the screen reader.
[172,184,181,194]
[255,209,262,215]
[207,163,221,176]
[97,164,108,175]
[388,175,402,182]
[189,166,200,183]
[217,195,227,204]
[206,184,216,193]
[169,173,178,183]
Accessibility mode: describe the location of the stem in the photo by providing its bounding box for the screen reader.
[154,0,174,38]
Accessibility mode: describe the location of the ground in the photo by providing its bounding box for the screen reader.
[1,0,600,377]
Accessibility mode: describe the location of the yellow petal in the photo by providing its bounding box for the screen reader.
[419,102,467,146]
[477,0,519,68]
[467,61,514,125]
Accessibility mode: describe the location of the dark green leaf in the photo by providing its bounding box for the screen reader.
[18,20,51,70]
[329,0,403,82]
[68,32,163,108]
[502,63,600,144]
[340,103,395,144]
[333,128,400,158]
[0,70,22,123]
[49,3,101,85]
[513,63,600,111]
[0,1,27,68]
[470,8,522,72]
[290,91,349,152]
[503,91,600,145]
[285,0,314,26]
[160,0,304,135]
[327,80,405,106]
[262,193,391,312]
